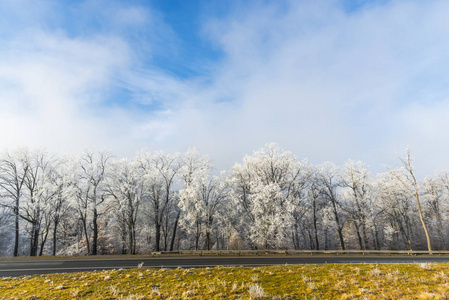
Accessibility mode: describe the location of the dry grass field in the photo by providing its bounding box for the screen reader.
[1,262,448,299]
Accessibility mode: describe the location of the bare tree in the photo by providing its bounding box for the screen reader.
[301,174,324,250]
[317,162,346,250]
[392,149,432,252]
[423,177,446,249]
[138,152,180,252]
[20,149,59,256]
[74,150,111,255]
[180,175,229,250]
[106,159,144,254]
[47,160,74,255]
[340,160,372,250]
[0,149,28,256]
[376,171,414,250]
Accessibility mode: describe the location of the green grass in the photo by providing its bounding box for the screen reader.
[1,262,449,299]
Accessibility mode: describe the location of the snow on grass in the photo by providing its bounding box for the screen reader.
[248,283,266,299]
[0,262,447,299]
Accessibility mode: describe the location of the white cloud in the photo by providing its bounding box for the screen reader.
[143,0,449,174]
[1,0,449,176]
[0,30,127,152]
[0,0,183,158]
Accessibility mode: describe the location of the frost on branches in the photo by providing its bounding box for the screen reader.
[230,143,309,250]
[0,144,446,256]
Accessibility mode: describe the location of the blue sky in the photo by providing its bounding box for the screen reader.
[0,0,448,175]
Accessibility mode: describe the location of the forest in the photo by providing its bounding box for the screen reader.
[0,143,446,257]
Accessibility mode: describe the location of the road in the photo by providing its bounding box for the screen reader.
[2,255,449,277]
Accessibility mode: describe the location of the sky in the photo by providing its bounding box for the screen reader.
[0,0,449,176]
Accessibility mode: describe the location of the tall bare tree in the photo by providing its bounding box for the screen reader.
[317,162,346,250]
[138,152,180,252]
[0,149,29,256]
[106,159,144,254]
[74,150,111,255]
[392,149,432,252]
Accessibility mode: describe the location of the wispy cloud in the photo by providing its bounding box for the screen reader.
[0,0,181,156]
[174,0,449,173]
[0,0,448,175]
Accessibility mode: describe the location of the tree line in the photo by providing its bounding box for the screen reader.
[0,143,446,256]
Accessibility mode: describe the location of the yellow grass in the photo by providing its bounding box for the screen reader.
[1,262,449,299]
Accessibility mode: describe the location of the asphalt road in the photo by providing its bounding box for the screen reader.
[2,255,449,277]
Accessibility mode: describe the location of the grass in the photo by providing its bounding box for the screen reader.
[1,262,449,299]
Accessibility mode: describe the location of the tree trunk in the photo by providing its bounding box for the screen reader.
[398,150,432,253]
[206,231,211,251]
[313,202,319,250]
[14,204,19,257]
[155,222,161,252]
[331,200,345,250]
[373,223,381,250]
[195,219,200,250]
[361,221,368,250]
[170,212,180,251]
[30,221,39,256]
[292,220,300,250]
[39,224,50,256]
[337,226,345,251]
[324,229,329,250]
[307,229,314,250]
[81,214,90,255]
[128,222,135,255]
[205,216,213,251]
[354,222,363,250]
[413,183,432,252]
[122,226,128,254]
[92,208,98,255]
[436,214,446,250]
[52,218,59,256]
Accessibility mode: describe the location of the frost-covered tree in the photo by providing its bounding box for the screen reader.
[179,149,211,187]
[0,207,13,255]
[0,149,73,256]
[300,171,325,250]
[250,181,287,249]
[376,171,417,250]
[178,149,210,250]
[316,162,346,250]
[0,144,447,255]
[422,176,446,249]
[391,149,432,252]
[138,151,180,252]
[105,159,144,254]
[0,149,29,256]
[178,149,229,250]
[179,175,228,250]
[13,149,60,256]
[230,143,304,249]
[46,159,74,256]
[286,161,311,250]
[340,160,373,250]
[73,150,111,255]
